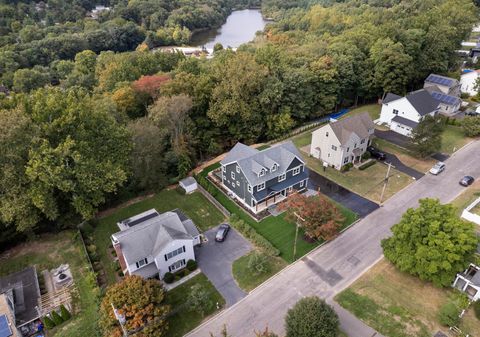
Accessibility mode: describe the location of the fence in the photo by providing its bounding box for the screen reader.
[461,197,480,225]
[197,183,231,217]
[77,229,95,273]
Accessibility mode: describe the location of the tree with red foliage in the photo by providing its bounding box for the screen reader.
[132,74,170,99]
[279,193,344,241]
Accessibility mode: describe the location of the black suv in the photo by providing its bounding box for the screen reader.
[215,224,230,242]
[367,146,386,160]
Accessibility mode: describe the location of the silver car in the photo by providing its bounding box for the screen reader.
[429,162,445,175]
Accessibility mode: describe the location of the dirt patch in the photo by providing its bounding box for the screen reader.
[0,234,64,261]
[96,193,155,219]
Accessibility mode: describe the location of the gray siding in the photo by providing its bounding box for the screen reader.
[222,162,253,206]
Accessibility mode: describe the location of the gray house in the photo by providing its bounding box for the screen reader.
[423,74,461,97]
[220,141,308,213]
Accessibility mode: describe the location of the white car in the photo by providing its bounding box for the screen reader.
[429,162,445,175]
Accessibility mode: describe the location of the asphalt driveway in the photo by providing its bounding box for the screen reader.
[374,129,410,148]
[383,152,424,179]
[307,170,379,218]
[196,226,252,307]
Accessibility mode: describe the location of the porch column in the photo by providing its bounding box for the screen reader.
[463,280,469,291]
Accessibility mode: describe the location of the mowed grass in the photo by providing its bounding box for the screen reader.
[291,131,313,148]
[451,180,480,216]
[232,251,287,291]
[164,273,225,337]
[303,155,412,203]
[0,231,100,337]
[441,125,472,154]
[93,189,225,285]
[341,104,381,121]
[335,259,480,337]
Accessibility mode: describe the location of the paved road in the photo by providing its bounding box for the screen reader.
[383,152,424,179]
[308,170,379,218]
[186,140,480,337]
[196,226,252,307]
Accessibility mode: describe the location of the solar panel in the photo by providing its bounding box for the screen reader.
[126,212,159,227]
[0,315,12,337]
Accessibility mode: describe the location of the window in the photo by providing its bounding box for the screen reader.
[326,132,329,137]
[393,109,399,115]
[136,258,148,269]
[222,166,226,172]
[292,166,301,176]
[328,153,330,157]
[231,172,235,180]
[271,164,277,172]
[236,166,240,173]
[346,147,350,152]
[247,184,252,192]
[164,246,185,261]
[288,186,293,192]
[257,182,265,191]
[300,180,304,188]
[354,143,357,149]
[259,169,265,177]
[278,173,286,182]
[361,139,365,144]
[236,181,240,186]
[344,157,349,164]
[168,259,186,272]
[331,145,337,151]
[222,174,226,179]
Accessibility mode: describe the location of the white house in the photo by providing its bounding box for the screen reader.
[424,73,461,97]
[380,89,439,137]
[310,112,375,170]
[453,263,480,301]
[179,177,198,194]
[460,69,480,96]
[112,209,201,279]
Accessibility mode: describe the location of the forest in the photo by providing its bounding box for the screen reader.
[0,0,478,245]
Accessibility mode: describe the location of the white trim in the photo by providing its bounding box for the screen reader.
[271,164,277,172]
[257,182,265,191]
[247,184,252,193]
[300,180,304,188]
[278,173,286,182]
[222,165,226,172]
[231,172,235,180]
[288,186,293,192]
[236,166,240,173]
[292,166,301,176]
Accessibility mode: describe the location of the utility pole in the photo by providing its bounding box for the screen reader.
[293,211,305,261]
[112,303,129,337]
[379,162,392,204]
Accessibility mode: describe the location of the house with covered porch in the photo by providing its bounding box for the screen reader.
[220,141,308,214]
[453,263,480,301]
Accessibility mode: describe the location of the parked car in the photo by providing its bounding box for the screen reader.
[429,162,446,175]
[465,110,480,117]
[459,176,475,187]
[367,146,386,160]
[215,224,230,242]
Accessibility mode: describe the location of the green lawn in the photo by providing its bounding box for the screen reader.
[0,231,100,337]
[341,104,381,121]
[256,144,271,150]
[232,251,288,292]
[93,189,225,285]
[335,259,480,337]
[291,131,313,148]
[198,163,357,262]
[440,125,471,154]
[164,273,225,337]
[451,180,480,215]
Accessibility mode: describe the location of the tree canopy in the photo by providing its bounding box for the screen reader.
[381,198,479,287]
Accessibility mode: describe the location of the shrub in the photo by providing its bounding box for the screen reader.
[176,269,186,278]
[361,151,371,160]
[176,185,186,195]
[438,302,461,327]
[187,283,212,317]
[229,215,280,256]
[247,252,269,276]
[358,160,376,170]
[341,163,353,172]
[474,300,480,320]
[163,272,174,284]
[43,316,55,329]
[187,259,197,271]
[461,116,480,137]
[60,305,71,321]
[51,310,64,326]
[117,270,124,277]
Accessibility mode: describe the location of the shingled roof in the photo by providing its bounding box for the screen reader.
[328,112,375,145]
[425,73,459,88]
[406,89,439,116]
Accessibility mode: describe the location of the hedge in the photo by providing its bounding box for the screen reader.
[229,214,280,256]
[163,272,174,284]
[358,160,377,170]
[60,305,71,321]
[187,259,197,271]
[43,316,55,329]
[51,310,64,326]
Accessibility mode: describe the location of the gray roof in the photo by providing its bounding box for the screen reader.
[328,112,375,145]
[383,93,402,103]
[112,210,199,265]
[406,89,439,116]
[0,267,40,326]
[221,141,305,186]
[425,74,459,88]
[179,176,197,187]
[391,116,419,129]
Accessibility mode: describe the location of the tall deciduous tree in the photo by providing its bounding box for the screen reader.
[99,276,170,337]
[410,115,444,157]
[381,198,478,287]
[279,193,344,241]
[285,296,339,337]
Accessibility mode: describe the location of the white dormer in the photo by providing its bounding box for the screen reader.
[259,168,266,177]
[271,163,277,172]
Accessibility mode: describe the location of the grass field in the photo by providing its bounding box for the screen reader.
[93,189,225,284]
[341,104,381,121]
[336,259,480,337]
[165,273,225,337]
[441,125,471,154]
[452,180,480,215]
[232,251,287,291]
[304,155,412,203]
[291,131,313,148]
[0,231,100,337]
[199,163,357,262]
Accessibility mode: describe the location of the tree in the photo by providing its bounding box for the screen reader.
[460,116,480,137]
[60,304,71,321]
[132,74,171,99]
[285,296,339,337]
[247,252,269,276]
[381,198,478,287]
[410,115,444,157]
[187,283,212,317]
[111,85,146,119]
[13,68,50,92]
[279,194,344,241]
[255,327,278,337]
[99,276,170,337]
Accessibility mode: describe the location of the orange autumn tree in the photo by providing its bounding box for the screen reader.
[99,275,170,337]
[132,74,170,99]
[279,193,344,241]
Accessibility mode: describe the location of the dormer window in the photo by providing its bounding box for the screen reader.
[136,258,148,268]
[259,169,265,177]
[271,164,277,172]
[326,132,329,137]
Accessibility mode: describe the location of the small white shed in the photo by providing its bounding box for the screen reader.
[179,177,198,194]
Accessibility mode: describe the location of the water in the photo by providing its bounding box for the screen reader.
[190,9,267,49]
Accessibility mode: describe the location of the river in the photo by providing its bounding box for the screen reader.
[190,9,267,49]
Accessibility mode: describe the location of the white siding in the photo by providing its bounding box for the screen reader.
[380,97,421,126]
[155,239,196,278]
[310,125,345,169]
[460,71,479,96]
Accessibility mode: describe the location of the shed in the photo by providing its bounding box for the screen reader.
[179,177,198,194]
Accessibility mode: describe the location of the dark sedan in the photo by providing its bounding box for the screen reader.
[215,223,230,242]
[367,146,386,160]
[459,176,475,187]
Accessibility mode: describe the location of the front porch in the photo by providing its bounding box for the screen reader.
[452,264,480,301]
[253,191,288,213]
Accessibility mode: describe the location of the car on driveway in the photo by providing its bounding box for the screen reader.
[429,162,446,175]
[367,146,386,160]
[459,176,475,187]
[465,110,480,117]
[215,224,230,242]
